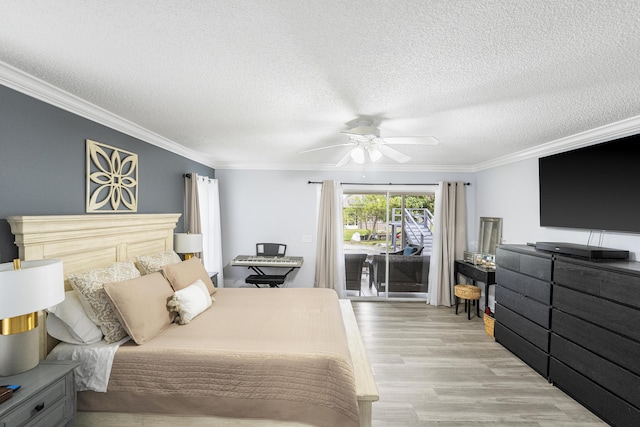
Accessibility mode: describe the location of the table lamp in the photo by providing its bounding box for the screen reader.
[0,259,64,376]
[174,233,203,260]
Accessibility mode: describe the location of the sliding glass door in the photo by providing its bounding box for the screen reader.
[343,193,389,298]
[342,186,435,300]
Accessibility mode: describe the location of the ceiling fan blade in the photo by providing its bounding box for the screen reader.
[298,143,352,154]
[382,136,440,145]
[335,150,353,167]
[377,144,411,163]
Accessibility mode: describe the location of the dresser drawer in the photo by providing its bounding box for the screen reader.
[496,303,549,352]
[1,378,65,427]
[496,267,551,304]
[495,322,548,377]
[31,398,66,427]
[555,259,640,309]
[550,333,640,409]
[496,247,552,281]
[550,358,640,427]
[552,308,640,376]
[495,285,550,328]
[553,285,640,342]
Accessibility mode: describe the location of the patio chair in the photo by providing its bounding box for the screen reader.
[345,253,368,295]
[369,254,430,294]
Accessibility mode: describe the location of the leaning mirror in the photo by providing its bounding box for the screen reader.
[478,217,502,255]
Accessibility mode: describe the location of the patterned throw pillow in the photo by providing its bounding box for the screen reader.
[67,261,141,343]
[136,250,182,275]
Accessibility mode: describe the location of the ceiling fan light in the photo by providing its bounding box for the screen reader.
[350,146,365,164]
[368,145,382,162]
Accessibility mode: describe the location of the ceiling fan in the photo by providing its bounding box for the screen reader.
[300,120,439,167]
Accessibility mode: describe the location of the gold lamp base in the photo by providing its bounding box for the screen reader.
[1,312,38,335]
[0,258,64,376]
[184,253,195,260]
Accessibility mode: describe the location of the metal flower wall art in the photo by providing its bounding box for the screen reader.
[86,140,138,213]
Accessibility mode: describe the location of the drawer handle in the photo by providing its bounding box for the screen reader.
[33,402,45,414]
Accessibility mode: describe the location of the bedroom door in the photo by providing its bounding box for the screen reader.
[342,187,435,301]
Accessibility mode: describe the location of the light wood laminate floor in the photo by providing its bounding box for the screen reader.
[351,301,606,427]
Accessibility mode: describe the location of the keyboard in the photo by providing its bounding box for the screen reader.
[231,255,304,268]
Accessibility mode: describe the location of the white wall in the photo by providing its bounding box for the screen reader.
[217,155,640,290]
[216,168,474,287]
[475,157,640,260]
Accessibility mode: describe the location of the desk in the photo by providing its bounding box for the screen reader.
[454,260,496,311]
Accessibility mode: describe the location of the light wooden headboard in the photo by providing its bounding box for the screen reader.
[6,213,181,357]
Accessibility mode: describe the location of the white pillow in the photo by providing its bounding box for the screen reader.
[167,279,213,325]
[46,290,103,344]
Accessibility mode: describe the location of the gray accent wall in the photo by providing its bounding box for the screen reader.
[0,85,214,262]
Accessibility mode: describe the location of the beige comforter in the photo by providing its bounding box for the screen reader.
[78,288,359,427]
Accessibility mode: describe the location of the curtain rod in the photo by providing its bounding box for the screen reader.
[307,181,470,186]
[184,173,214,181]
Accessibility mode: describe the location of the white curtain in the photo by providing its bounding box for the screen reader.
[428,181,467,306]
[314,180,346,298]
[196,176,224,287]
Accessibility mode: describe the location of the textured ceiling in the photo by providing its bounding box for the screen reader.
[1,0,640,170]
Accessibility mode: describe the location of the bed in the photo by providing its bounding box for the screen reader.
[6,214,378,427]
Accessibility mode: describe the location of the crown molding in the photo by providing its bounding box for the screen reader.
[4,60,639,174]
[211,161,475,172]
[0,61,216,168]
[472,114,640,172]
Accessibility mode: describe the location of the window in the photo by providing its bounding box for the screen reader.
[342,186,435,300]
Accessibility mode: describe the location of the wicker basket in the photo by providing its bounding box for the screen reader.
[484,314,495,337]
[454,284,481,300]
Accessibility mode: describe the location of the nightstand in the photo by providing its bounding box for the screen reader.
[209,271,219,287]
[0,360,79,426]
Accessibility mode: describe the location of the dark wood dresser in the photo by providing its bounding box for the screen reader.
[495,244,640,426]
[495,245,553,377]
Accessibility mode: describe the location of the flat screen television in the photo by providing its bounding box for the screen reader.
[539,133,640,233]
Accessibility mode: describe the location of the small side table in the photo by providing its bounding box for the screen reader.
[209,271,219,287]
[454,260,496,311]
[0,360,79,426]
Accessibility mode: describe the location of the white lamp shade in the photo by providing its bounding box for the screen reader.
[350,146,365,164]
[0,259,64,319]
[174,233,203,253]
[368,144,382,162]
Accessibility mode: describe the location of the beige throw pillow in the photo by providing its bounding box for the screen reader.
[136,250,182,275]
[67,261,140,343]
[161,258,216,295]
[104,272,175,344]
